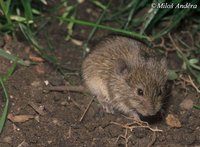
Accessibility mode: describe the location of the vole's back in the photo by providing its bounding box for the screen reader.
[84,37,140,75]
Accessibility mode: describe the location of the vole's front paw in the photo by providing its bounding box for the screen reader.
[127,111,141,121]
[102,103,115,114]
[97,96,114,114]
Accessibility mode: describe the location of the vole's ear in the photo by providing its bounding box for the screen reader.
[115,58,130,76]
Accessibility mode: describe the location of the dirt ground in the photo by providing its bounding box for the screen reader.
[0,1,200,147]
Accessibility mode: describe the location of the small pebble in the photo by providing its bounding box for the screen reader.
[180,99,194,110]
[61,101,68,106]
[44,80,49,85]
[166,114,181,128]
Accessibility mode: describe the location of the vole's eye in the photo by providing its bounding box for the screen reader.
[137,88,144,96]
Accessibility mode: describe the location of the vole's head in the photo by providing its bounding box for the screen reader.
[115,53,168,117]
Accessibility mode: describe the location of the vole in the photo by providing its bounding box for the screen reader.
[47,35,168,120]
[82,36,168,120]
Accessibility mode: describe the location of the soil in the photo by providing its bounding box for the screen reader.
[0,1,200,147]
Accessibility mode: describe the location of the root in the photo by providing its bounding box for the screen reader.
[111,120,162,132]
[112,119,161,147]
[115,128,131,147]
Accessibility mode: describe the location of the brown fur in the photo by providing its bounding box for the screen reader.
[82,36,168,119]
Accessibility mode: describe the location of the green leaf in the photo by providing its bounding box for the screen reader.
[32,8,41,15]
[197,76,200,84]
[0,78,9,134]
[92,0,107,10]
[40,0,47,5]
[58,17,149,40]
[193,105,200,110]
[123,0,141,29]
[168,70,178,80]
[0,48,31,66]
[10,15,33,23]
[21,0,33,21]
[140,0,166,34]
[153,3,194,39]
[0,0,12,24]
[189,58,199,64]
[2,60,17,82]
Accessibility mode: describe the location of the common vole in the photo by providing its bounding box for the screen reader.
[82,36,168,119]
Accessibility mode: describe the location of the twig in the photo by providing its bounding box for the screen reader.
[79,97,94,122]
[67,127,72,139]
[179,75,200,93]
[47,85,88,93]
[70,97,82,110]
[28,102,47,116]
[188,75,200,93]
